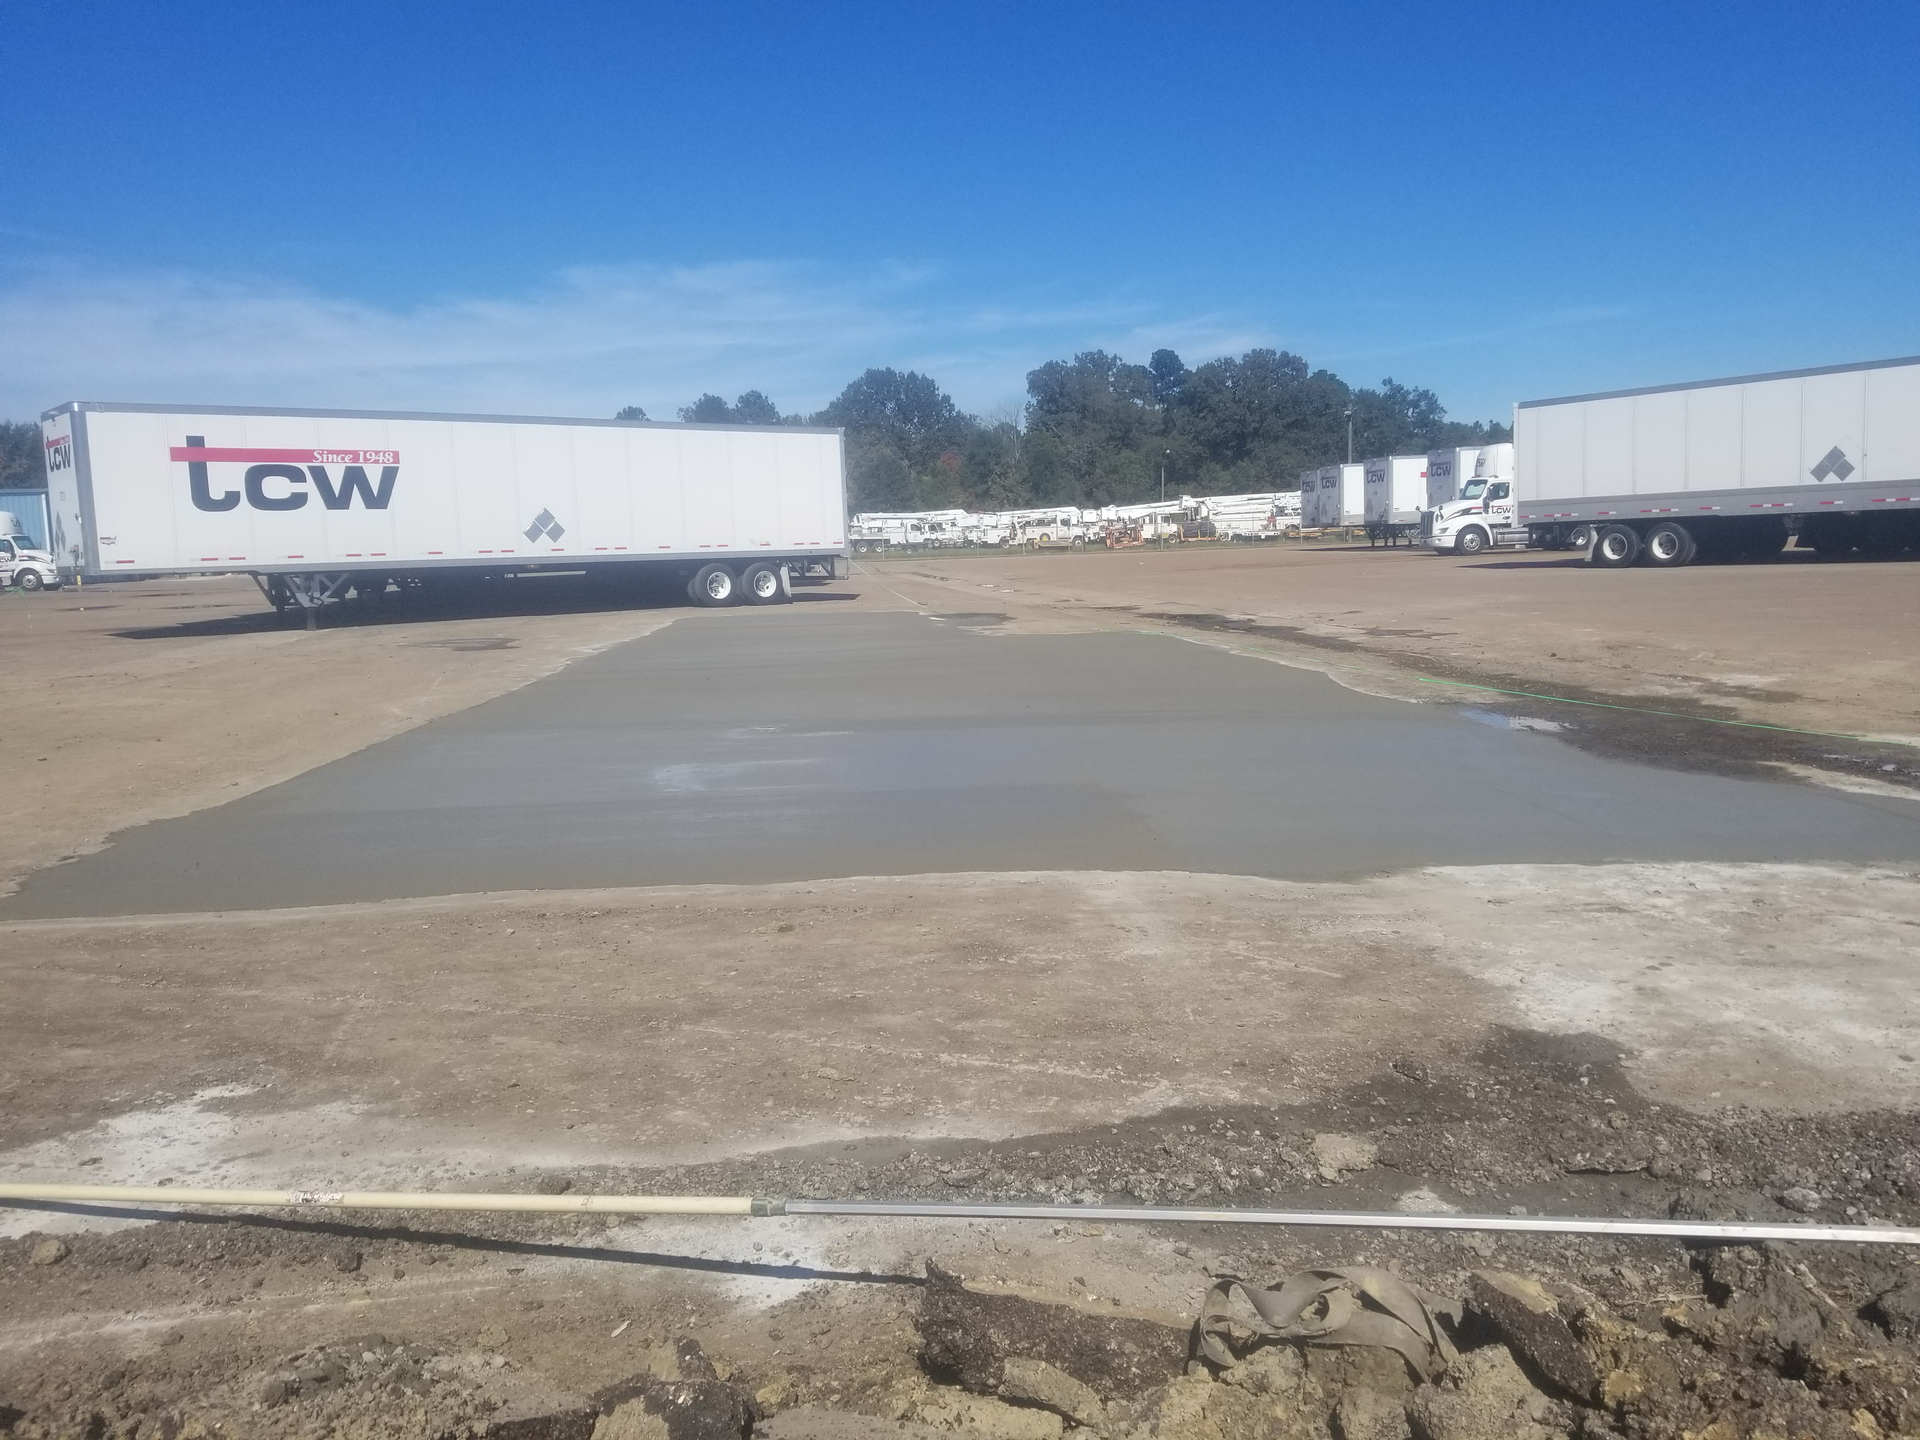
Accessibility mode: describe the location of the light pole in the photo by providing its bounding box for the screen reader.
[1345,406,1354,464]
[1161,449,1170,504]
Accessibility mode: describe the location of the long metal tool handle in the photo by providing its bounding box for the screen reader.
[4,1185,1915,1246]
[787,1199,1920,1246]
[0,1184,769,1216]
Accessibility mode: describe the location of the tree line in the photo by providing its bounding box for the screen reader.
[0,349,1509,517]
[621,348,1510,513]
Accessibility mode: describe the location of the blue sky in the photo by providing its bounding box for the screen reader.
[3,0,1916,424]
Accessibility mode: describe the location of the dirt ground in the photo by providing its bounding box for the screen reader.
[3,553,1920,1439]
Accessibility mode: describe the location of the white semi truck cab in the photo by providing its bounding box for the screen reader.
[0,512,63,591]
[1424,475,1521,555]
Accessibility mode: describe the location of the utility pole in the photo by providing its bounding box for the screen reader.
[1161,449,1170,503]
[1345,406,1354,464]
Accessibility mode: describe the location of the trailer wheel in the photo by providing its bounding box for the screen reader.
[16,568,43,591]
[1590,524,1641,568]
[1643,522,1696,567]
[1567,525,1593,552]
[689,563,738,606]
[741,561,786,605]
[1455,526,1489,556]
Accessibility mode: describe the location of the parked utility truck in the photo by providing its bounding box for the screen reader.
[39,402,849,616]
[1426,356,1920,565]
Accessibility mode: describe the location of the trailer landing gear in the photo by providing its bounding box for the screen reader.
[254,572,354,628]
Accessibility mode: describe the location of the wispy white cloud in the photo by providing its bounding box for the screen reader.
[0,257,1271,423]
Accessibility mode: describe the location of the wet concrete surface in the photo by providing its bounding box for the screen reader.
[11,609,1920,917]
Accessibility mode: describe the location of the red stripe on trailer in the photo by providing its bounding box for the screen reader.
[115,559,135,564]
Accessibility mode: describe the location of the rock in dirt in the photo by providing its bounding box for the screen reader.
[999,1357,1104,1429]
[590,1339,756,1440]
[480,1401,598,1438]
[909,1391,1063,1440]
[593,1385,754,1440]
[757,1407,947,1439]
[1868,1281,1920,1340]
[537,1175,574,1195]
[27,1238,69,1267]
[1310,1133,1377,1181]
[1466,1272,1598,1403]
[1217,1344,1308,1402]
[1117,1373,1311,1440]
[1778,1185,1823,1213]
[1332,1387,1411,1440]
[1405,1344,1562,1440]
[917,1260,1186,1400]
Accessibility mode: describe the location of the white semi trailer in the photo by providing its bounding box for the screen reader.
[1362,454,1428,543]
[1320,464,1365,528]
[38,402,850,616]
[1426,356,1920,565]
[1296,469,1322,527]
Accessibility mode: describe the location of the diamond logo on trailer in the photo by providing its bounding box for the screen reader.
[1810,446,1855,483]
[524,509,566,543]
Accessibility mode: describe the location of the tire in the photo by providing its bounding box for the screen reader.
[16,568,43,591]
[1455,526,1489,557]
[688,563,738,606]
[741,561,786,605]
[1590,523,1641,568]
[1567,525,1593,552]
[1859,515,1910,555]
[1642,521,1696,567]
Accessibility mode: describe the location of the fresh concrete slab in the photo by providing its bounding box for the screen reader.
[9,609,1918,918]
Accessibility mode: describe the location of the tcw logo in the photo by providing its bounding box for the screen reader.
[45,434,73,472]
[173,436,400,513]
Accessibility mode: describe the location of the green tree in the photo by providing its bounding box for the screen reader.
[679,394,734,424]
[1022,351,1161,505]
[730,390,782,425]
[0,421,42,488]
[1148,349,1189,405]
[613,405,648,421]
[813,369,971,512]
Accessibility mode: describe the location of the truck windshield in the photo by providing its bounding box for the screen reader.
[1459,478,1488,500]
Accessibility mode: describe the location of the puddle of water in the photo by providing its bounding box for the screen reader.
[409,637,519,652]
[651,758,826,792]
[1459,708,1566,733]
